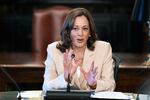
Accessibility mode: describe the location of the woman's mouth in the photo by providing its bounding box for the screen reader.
[77,39,84,43]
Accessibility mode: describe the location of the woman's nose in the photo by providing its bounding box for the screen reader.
[78,29,83,36]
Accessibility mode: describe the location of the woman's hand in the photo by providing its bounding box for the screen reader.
[63,49,80,83]
[80,61,98,89]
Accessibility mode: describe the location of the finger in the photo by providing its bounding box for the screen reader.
[64,49,69,61]
[65,49,69,57]
[66,49,71,61]
[64,53,69,64]
[63,53,67,61]
[93,67,98,74]
[63,50,71,70]
[65,49,73,65]
[93,72,97,78]
[70,59,80,76]
[66,49,68,53]
[90,61,94,72]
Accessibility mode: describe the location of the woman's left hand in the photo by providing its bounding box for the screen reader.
[80,61,97,89]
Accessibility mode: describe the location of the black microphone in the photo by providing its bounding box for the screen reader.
[71,54,75,59]
[67,74,71,92]
[67,54,75,92]
[0,67,22,100]
[46,53,91,100]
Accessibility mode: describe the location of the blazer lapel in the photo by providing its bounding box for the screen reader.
[83,47,94,70]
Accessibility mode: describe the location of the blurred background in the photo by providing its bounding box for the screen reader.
[0,0,149,53]
[0,0,150,93]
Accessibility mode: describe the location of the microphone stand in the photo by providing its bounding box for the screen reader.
[0,67,22,100]
[136,95,139,100]
[67,74,71,92]
[66,54,75,92]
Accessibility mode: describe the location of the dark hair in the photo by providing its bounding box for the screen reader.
[56,8,97,53]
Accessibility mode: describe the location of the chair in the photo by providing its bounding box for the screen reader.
[112,54,121,82]
[32,6,71,61]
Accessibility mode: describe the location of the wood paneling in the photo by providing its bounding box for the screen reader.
[1,0,144,53]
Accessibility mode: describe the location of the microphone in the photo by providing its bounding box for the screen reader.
[0,67,22,100]
[71,54,75,59]
[45,53,91,100]
[67,54,75,92]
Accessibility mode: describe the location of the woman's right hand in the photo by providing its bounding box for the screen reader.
[63,49,80,83]
[63,49,72,82]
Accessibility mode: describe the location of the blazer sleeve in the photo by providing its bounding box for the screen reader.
[42,44,67,91]
[95,43,116,92]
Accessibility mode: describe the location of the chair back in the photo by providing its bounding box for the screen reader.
[112,54,121,82]
[32,6,71,61]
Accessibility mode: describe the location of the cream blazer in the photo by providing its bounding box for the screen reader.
[42,41,115,92]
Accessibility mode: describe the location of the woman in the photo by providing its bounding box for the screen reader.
[42,8,115,92]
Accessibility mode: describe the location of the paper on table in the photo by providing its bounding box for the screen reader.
[19,91,43,99]
[91,91,130,99]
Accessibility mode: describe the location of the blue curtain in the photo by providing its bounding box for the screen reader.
[131,0,145,22]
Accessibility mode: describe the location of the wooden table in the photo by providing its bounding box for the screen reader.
[115,53,150,93]
[0,52,150,93]
[0,52,44,91]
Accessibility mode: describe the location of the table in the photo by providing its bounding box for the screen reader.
[0,90,150,100]
[0,52,44,91]
[115,53,150,93]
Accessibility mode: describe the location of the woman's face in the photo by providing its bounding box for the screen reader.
[70,15,90,49]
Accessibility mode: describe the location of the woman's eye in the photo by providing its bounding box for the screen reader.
[73,28,78,31]
[83,28,88,31]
